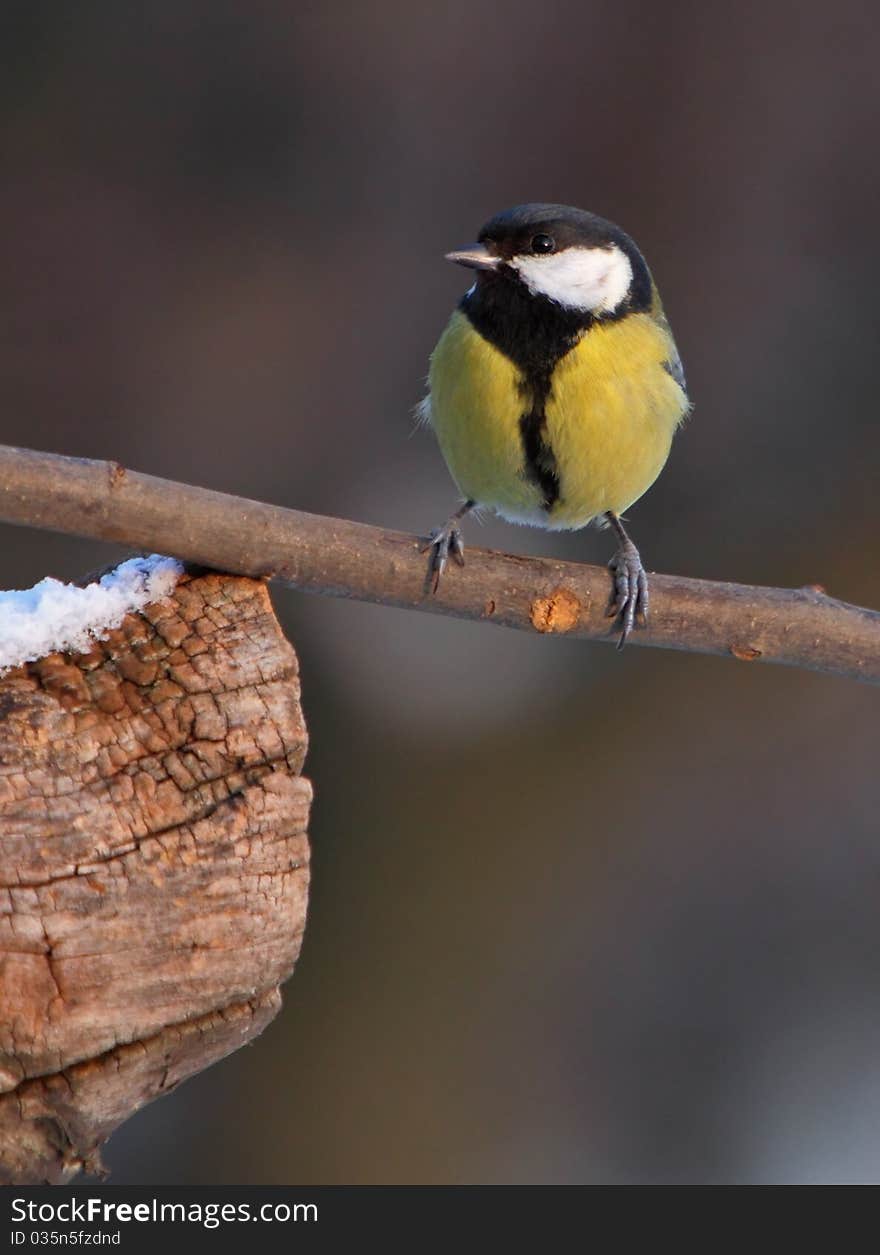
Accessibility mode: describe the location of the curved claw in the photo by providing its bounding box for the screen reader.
[422,521,465,594]
[607,539,649,648]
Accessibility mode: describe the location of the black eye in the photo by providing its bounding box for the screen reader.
[530,233,556,254]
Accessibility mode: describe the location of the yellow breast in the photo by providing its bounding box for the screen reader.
[427,308,688,530]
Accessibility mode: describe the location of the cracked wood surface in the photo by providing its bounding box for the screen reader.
[0,570,311,1183]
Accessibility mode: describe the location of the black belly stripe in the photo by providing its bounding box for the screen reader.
[519,393,560,510]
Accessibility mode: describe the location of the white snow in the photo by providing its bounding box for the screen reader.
[0,554,183,672]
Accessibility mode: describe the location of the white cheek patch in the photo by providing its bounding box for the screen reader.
[511,245,633,313]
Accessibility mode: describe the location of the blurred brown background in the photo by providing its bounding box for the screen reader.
[3,0,880,1184]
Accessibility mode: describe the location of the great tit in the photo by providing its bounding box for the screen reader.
[419,203,690,646]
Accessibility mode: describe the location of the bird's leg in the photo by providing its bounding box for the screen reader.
[605,511,649,649]
[423,499,475,594]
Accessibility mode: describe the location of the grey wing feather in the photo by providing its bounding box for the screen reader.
[663,344,687,394]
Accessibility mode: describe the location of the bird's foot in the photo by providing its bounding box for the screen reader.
[423,517,466,593]
[607,538,649,649]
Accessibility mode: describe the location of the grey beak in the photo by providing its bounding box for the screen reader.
[444,243,500,271]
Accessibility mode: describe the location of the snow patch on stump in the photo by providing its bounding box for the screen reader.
[0,555,183,672]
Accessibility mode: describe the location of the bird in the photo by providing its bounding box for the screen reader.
[418,203,690,646]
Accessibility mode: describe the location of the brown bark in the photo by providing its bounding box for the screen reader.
[0,443,877,685]
[0,570,311,1184]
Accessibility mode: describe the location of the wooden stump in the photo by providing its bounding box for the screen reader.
[0,569,311,1183]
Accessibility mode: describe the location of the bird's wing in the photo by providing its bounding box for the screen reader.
[663,344,687,394]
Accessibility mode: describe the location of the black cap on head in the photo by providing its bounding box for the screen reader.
[478,203,629,257]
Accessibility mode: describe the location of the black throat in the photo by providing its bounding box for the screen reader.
[461,273,596,510]
[461,271,598,376]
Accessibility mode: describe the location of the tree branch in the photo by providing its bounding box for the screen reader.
[0,442,877,685]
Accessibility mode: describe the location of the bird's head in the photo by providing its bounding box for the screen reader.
[446,203,651,317]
